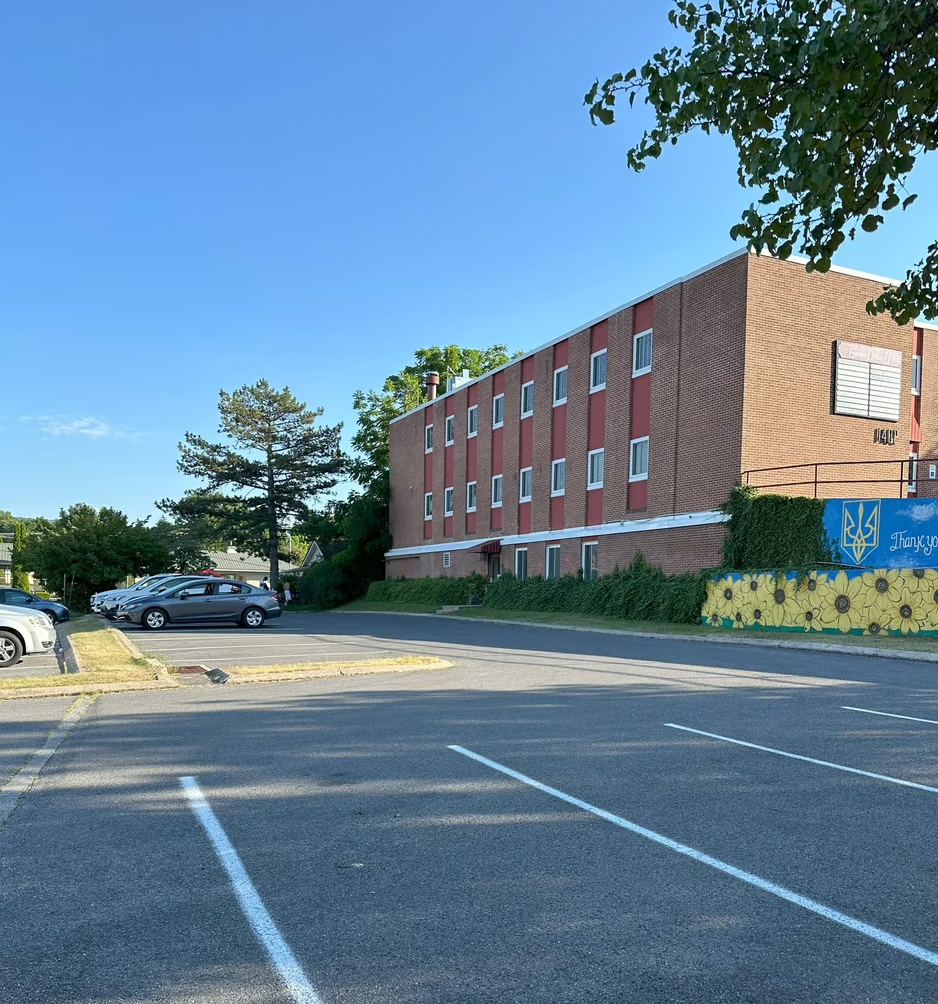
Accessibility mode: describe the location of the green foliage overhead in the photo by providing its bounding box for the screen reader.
[585,0,938,324]
[367,555,706,623]
[169,379,345,586]
[10,521,30,590]
[20,504,172,612]
[720,484,834,571]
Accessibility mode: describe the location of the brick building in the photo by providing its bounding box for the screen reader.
[386,249,938,578]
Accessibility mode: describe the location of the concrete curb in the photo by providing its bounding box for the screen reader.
[0,680,182,701]
[57,626,86,675]
[108,628,175,682]
[226,659,454,685]
[336,610,938,665]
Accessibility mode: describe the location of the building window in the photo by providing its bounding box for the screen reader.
[546,544,561,579]
[515,547,528,581]
[590,349,607,392]
[587,448,604,489]
[444,486,454,516]
[519,467,533,502]
[443,551,451,569]
[521,381,534,417]
[833,340,902,421]
[425,424,433,452]
[445,415,455,445]
[492,394,504,428]
[582,542,598,580]
[424,492,433,520]
[630,437,649,482]
[466,481,477,512]
[553,367,568,405]
[489,554,501,580]
[633,329,653,376]
[913,354,922,396]
[551,458,566,495]
[467,404,478,437]
[491,474,503,507]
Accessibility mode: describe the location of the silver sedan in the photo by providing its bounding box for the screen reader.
[116,579,281,631]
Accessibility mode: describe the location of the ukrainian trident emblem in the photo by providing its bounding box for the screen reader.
[841,500,880,564]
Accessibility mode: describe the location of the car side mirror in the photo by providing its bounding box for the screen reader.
[26,596,35,603]
[178,592,190,599]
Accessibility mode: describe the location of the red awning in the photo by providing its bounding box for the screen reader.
[469,539,502,554]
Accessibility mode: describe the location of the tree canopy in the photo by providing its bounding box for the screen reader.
[21,504,171,611]
[169,379,345,585]
[585,0,938,323]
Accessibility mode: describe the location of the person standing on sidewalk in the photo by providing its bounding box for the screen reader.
[282,581,292,605]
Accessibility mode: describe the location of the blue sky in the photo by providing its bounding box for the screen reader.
[4,2,936,521]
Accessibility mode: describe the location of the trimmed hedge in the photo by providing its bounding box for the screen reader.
[365,555,706,624]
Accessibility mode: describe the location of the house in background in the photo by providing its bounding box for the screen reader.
[0,533,11,585]
[202,545,302,586]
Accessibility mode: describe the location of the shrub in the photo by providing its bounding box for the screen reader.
[366,572,487,607]
[295,560,358,610]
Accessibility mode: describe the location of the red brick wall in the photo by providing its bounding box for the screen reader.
[564,328,592,528]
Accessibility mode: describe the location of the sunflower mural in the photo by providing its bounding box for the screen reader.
[700,568,938,636]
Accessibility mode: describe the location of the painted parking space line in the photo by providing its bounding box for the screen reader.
[842,706,938,726]
[0,695,97,830]
[448,744,938,969]
[664,723,938,794]
[179,776,326,1004]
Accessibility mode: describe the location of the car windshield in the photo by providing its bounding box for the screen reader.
[131,575,168,591]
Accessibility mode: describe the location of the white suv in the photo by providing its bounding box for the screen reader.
[0,603,57,669]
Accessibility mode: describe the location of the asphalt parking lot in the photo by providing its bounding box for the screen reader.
[0,626,63,679]
[4,612,938,1003]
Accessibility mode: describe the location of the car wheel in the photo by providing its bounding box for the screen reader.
[142,608,168,631]
[45,611,58,625]
[241,606,266,629]
[0,630,24,668]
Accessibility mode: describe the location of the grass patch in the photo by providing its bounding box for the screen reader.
[226,655,444,675]
[0,617,155,692]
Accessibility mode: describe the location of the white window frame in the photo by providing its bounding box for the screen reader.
[587,448,604,489]
[444,486,454,516]
[632,328,653,377]
[491,474,503,508]
[515,547,528,581]
[424,492,433,520]
[466,481,477,512]
[590,349,607,392]
[492,393,504,428]
[551,458,566,496]
[546,544,561,580]
[912,354,922,396]
[520,380,534,417]
[553,366,568,406]
[467,404,478,437]
[582,541,598,581]
[444,415,455,445]
[425,424,433,453]
[519,466,533,502]
[629,436,649,482]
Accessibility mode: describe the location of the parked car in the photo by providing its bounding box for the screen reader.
[91,573,182,614]
[116,578,281,630]
[98,574,214,619]
[0,588,70,624]
[0,603,56,669]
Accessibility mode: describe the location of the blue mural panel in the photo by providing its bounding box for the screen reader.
[824,498,938,568]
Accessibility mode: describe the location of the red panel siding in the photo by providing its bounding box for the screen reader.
[424,452,433,490]
[521,356,535,382]
[468,383,478,406]
[492,426,503,473]
[629,479,647,510]
[444,447,453,485]
[551,406,567,460]
[554,339,569,368]
[591,320,608,352]
[519,501,531,534]
[444,516,453,536]
[588,391,605,451]
[634,297,653,333]
[491,506,502,530]
[466,512,476,533]
[493,371,505,395]
[586,489,603,525]
[630,374,651,439]
[467,435,477,477]
[550,495,564,529]
[520,415,533,467]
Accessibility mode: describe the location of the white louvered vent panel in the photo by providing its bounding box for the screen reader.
[834,357,871,417]
[868,362,902,422]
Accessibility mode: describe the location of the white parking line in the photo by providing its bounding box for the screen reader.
[179,777,325,1004]
[664,723,938,794]
[448,744,938,969]
[842,706,938,726]
[0,695,97,829]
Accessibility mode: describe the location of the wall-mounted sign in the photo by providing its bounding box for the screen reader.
[930,464,937,480]
[873,427,897,445]
[824,497,938,567]
[833,340,902,422]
